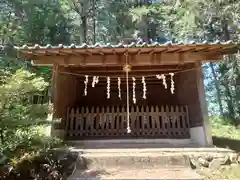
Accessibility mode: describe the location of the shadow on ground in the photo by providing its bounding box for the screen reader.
[213,136,240,152]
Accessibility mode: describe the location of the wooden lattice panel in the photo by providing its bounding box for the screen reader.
[66,105,190,139]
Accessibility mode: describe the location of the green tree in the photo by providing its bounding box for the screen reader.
[0,69,49,145]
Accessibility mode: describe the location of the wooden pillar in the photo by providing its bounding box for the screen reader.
[176,63,212,146]
[51,63,65,139]
[51,65,78,140]
[195,62,213,146]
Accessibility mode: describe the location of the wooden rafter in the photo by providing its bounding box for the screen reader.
[15,42,239,66]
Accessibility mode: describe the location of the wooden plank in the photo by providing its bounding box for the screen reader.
[165,106,170,136]
[80,107,85,132]
[116,106,120,133]
[69,108,75,136]
[106,106,110,135]
[150,106,155,130]
[155,106,160,129]
[100,106,105,129]
[160,106,165,130]
[185,105,189,127]
[111,106,116,133]
[135,106,140,131]
[65,107,70,131]
[180,106,186,129]
[176,106,181,129]
[30,51,215,66]
[75,107,80,136]
[89,107,95,135]
[96,106,100,131]
[130,106,136,128]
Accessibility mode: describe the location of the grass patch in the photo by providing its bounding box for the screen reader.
[199,117,240,180]
[211,117,240,140]
[211,116,240,152]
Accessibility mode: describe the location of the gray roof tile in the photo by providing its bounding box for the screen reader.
[12,40,237,50]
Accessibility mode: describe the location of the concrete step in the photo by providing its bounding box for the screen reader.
[67,139,199,149]
[70,147,233,170]
[67,145,233,180]
[77,153,190,170]
[69,168,203,180]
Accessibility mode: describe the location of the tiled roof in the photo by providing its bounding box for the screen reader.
[14,40,236,50]
[11,40,240,66]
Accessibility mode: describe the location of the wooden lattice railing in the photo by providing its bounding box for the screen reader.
[66,105,190,139]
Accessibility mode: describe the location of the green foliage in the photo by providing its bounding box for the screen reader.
[0,128,63,165]
[0,69,63,169]
[211,116,240,140]
[1,0,72,45]
[0,69,49,144]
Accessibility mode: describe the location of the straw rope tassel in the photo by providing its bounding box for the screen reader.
[125,53,131,133]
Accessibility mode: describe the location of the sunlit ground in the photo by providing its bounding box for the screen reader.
[198,117,240,180]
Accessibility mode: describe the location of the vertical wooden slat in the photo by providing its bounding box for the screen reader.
[185,105,190,128]
[100,106,105,130]
[111,106,115,133]
[75,107,80,136]
[65,107,70,131]
[70,108,75,136]
[170,106,174,131]
[156,106,160,129]
[106,106,110,135]
[131,106,135,131]
[150,106,155,130]
[180,106,186,129]
[160,106,165,131]
[96,106,100,131]
[136,106,139,130]
[89,107,94,135]
[116,106,120,133]
[121,106,125,133]
[145,106,149,133]
[85,107,90,135]
[141,105,144,131]
[176,106,180,129]
[165,106,169,136]
[80,107,84,132]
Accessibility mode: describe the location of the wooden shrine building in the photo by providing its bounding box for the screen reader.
[15,41,239,147]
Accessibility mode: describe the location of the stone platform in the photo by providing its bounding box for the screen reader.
[67,140,236,180]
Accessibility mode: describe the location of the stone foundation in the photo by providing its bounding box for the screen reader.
[190,126,207,146]
[51,129,65,139]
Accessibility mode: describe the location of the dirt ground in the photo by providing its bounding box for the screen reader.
[197,164,240,180]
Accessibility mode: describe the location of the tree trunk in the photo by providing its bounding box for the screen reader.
[81,16,87,43]
[209,62,224,117]
[220,17,236,123]
[222,82,236,123]
[92,0,96,44]
[0,129,4,144]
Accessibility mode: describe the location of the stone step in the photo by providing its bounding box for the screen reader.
[77,153,190,170]
[68,168,203,180]
[70,147,234,170]
[67,146,234,179]
[67,139,198,149]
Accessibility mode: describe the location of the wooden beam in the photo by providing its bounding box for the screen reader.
[30,52,207,66]
[74,68,181,73]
